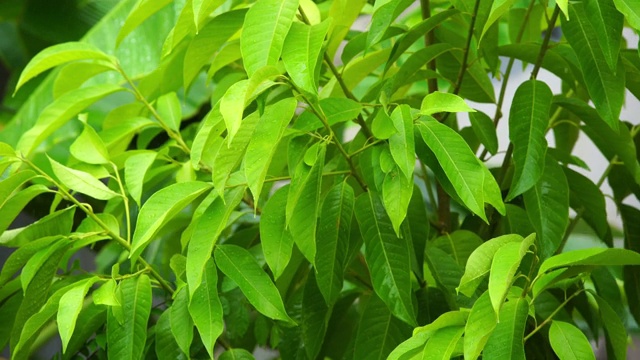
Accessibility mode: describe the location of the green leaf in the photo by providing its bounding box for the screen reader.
[107,275,152,360]
[189,258,224,359]
[62,303,106,359]
[282,20,330,96]
[387,44,454,97]
[49,157,119,200]
[422,326,465,360]
[488,234,534,315]
[315,181,355,305]
[469,111,498,155]
[287,143,325,264]
[15,42,116,92]
[457,234,523,297]
[156,92,182,132]
[183,9,246,89]
[465,291,497,360]
[430,230,483,269]
[245,98,297,202]
[538,248,640,274]
[155,310,185,360]
[260,186,294,280]
[130,181,212,261]
[116,0,173,46]
[293,98,363,131]
[523,156,569,259]
[21,240,70,291]
[355,191,416,326]
[70,121,110,164]
[592,293,627,360]
[420,92,475,116]
[53,61,116,99]
[584,0,623,71]
[17,84,124,157]
[557,0,569,19]
[613,0,640,30]
[562,2,625,129]
[436,51,495,103]
[483,297,528,360]
[186,186,245,295]
[549,321,596,360]
[564,167,611,244]
[388,331,430,360]
[214,244,293,323]
[0,170,38,211]
[367,0,413,49]
[506,80,553,200]
[212,111,260,195]
[389,105,415,179]
[93,279,119,306]
[191,105,225,170]
[621,205,640,326]
[480,0,516,41]
[58,277,100,353]
[0,185,50,235]
[219,349,255,360]
[240,0,300,77]
[124,151,157,206]
[219,80,249,144]
[170,286,193,357]
[353,294,411,360]
[301,272,331,360]
[382,166,413,238]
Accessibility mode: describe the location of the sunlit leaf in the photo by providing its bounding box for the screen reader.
[549,321,596,360]
[189,258,224,359]
[420,92,475,116]
[58,277,100,353]
[49,157,119,201]
[465,291,497,360]
[260,186,294,280]
[116,0,174,46]
[282,20,330,96]
[483,297,528,360]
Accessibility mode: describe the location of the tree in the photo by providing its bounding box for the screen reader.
[1,0,640,358]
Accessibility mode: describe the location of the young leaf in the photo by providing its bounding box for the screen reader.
[549,321,596,360]
[15,42,116,92]
[483,297,529,360]
[420,92,475,116]
[62,303,106,359]
[186,186,245,295]
[353,294,411,360]
[57,277,100,353]
[282,20,331,96]
[389,105,415,180]
[17,85,124,156]
[613,0,640,30]
[382,166,413,235]
[49,157,119,200]
[465,291,497,360]
[124,151,157,206]
[367,0,414,49]
[422,326,465,360]
[260,186,295,280]
[69,122,110,164]
[130,181,213,261]
[106,275,152,360]
[219,80,248,144]
[488,234,534,315]
[245,97,297,202]
[538,248,640,274]
[93,279,119,306]
[191,105,226,170]
[469,111,498,155]
[214,244,293,323]
[240,0,300,77]
[116,0,173,46]
[156,92,182,132]
[457,234,523,297]
[169,286,193,357]
[523,156,569,259]
[506,80,552,200]
[189,259,224,359]
[355,191,416,326]
[315,181,355,305]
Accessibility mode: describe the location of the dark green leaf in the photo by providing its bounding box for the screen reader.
[564,167,612,245]
[49,157,119,201]
[584,0,623,71]
[538,248,640,274]
[592,293,627,360]
[293,98,363,131]
[219,349,255,360]
[189,259,224,359]
[169,286,193,357]
[469,111,498,155]
[155,310,186,360]
[302,272,330,359]
[261,185,295,280]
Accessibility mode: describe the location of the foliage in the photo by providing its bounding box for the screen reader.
[1,0,640,359]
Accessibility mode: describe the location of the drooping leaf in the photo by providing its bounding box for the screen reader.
[367,0,414,49]
[130,181,212,261]
[523,156,569,259]
[116,0,174,46]
[353,294,411,360]
[15,42,116,92]
[382,166,414,236]
[186,186,245,295]
[156,92,182,132]
[464,291,497,360]
[58,277,100,353]
[49,157,119,200]
[169,286,193,357]
[301,272,330,360]
[422,326,465,360]
[481,0,516,41]
[584,0,623,71]
[189,259,223,359]
[245,98,297,202]
[69,122,110,164]
[563,167,611,245]
[483,297,529,360]
[293,98,363,131]
[506,80,552,200]
[106,275,152,360]
[124,151,157,206]
[549,321,596,360]
[214,244,293,323]
[282,20,331,96]
[258,185,294,283]
[155,310,185,360]
[240,0,300,77]
[538,248,640,274]
[355,191,416,326]
[420,92,475,116]
[315,181,354,305]
[592,293,627,360]
[613,0,640,30]
[457,234,523,297]
[469,111,498,155]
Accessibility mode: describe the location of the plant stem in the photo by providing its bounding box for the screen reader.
[524,289,584,341]
[530,6,561,80]
[111,162,131,244]
[420,0,439,95]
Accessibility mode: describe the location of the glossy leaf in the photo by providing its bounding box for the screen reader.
[49,157,119,200]
[130,181,212,261]
[260,185,295,280]
[190,105,225,170]
[431,230,483,269]
[240,0,300,77]
[293,98,362,131]
[282,20,330,95]
[564,167,611,244]
[488,234,534,315]
[483,297,528,360]
[170,286,193,357]
[389,105,415,179]
[422,326,465,360]
[549,321,595,360]
[592,293,627,360]
[507,80,552,200]
[116,0,173,46]
[584,0,623,71]
[420,92,475,116]
[315,181,355,305]
[464,291,497,360]
[69,122,110,164]
[106,275,152,360]
[214,244,293,323]
[613,0,640,30]
[469,111,498,155]
[355,191,416,326]
[523,156,569,259]
[155,310,185,360]
[124,151,157,206]
[189,259,224,359]
[0,185,50,234]
[538,247,640,274]
[245,98,296,202]
[301,272,330,360]
[367,0,413,48]
[58,277,100,353]
[382,166,414,236]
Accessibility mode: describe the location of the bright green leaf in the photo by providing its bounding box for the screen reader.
[465,291,497,360]
[549,321,596,360]
[156,92,182,132]
[116,0,174,46]
[367,0,413,49]
[389,105,415,179]
[382,167,413,235]
[538,248,640,275]
[70,121,110,165]
[169,286,193,357]
[613,0,640,31]
[260,186,295,280]
[469,111,498,155]
[58,277,100,353]
[420,92,475,116]
[189,258,224,359]
[49,157,119,200]
[282,20,330,96]
[124,151,157,206]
